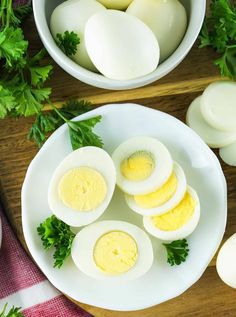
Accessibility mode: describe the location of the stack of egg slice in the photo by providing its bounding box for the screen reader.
[187,81,236,167]
[112,137,200,241]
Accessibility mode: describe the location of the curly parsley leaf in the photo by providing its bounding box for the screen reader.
[13,4,32,23]
[56,31,80,56]
[0,84,16,119]
[37,215,75,268]
[0,303,24,317]
[163,239,189,266]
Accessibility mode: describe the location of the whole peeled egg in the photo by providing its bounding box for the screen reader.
[48,147,116,227]
[126,0,187,62]
[97,0,133,10]
[216,233,236,288]
[50,0,106,71]
[84,10,160,80]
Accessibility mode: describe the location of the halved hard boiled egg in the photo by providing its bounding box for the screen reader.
[112,137,173,195]
[143,186,200,241]
[125,162,187,216]
[71,220,153,280]
[48,147,116,227]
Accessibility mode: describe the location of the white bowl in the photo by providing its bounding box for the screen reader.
[22,103,227,311]
[32,0,206,90]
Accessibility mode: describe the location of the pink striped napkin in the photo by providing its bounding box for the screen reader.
[0,207,93,317]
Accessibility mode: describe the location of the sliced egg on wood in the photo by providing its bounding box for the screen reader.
[50,0,106,71]
[126,0,187,62]
[143,186,200,241]
[201,81,236,133]
[71,220,153,280]
[97,0,133,10]
[220,141,236,167]
[48,147,116,227]
[125,162,187,216]
[84,10,160,80]
[186,96,236,148]
[112,137,173,195]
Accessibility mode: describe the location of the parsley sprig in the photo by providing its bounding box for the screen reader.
[199,0,236,79]
[56,31,80,56]
[0,304,24,317]
[37,215,76,268]
[163,239,189,266]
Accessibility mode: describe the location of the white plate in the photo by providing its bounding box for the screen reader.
[22,103,227,311]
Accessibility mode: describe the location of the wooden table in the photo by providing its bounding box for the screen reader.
[1,12,236,317]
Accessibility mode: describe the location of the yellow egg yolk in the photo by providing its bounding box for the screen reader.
[134,172,178,208]
[58,167,107,212]
[151,192,196,231]
[93,231,138,275]
[120,151,155,181]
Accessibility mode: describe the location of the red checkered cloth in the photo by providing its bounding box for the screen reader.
[0,207,93,317]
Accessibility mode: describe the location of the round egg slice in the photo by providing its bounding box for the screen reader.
[125,162,187,216]
[219,140,236,167]
[84,10,160,80]
[48,147,116,227]
[97,0,133,10]
[143,186,200,241]
[186,96,236,148]
[112,137,173,195]
[71,220,153,280]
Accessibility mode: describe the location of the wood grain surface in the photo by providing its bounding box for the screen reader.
[1,11,236,317]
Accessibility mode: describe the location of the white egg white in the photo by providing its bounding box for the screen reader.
[112,136,173,195]
[48,147,116,227]
[220,141,236,167]
[84,10,160,80]
[97,0,132,10]
[50,0,106,71]
[216,233,236,288]
[126,0,187,61]
[143,186,200,241]
[71,220,154,280]
[125,162,187,216]
[187,96,236,148]
[201,81,236,133]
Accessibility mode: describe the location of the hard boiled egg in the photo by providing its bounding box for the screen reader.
[97,0,133,10]
[84,10,160,80]
[143,186,200,241]
[50,0,106,71]
[186,96,236,148]
[112,137,173,195]
[126,0,187,61]
[71,220,153,280]
[220,141,236,167]
[125,162,187,216]
[216,233,236,288]
[48,147,116,227]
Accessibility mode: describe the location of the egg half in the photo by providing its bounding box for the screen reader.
[71,220,153,280]
[125,162,187,216]
[48,147,116,227]
[112,137,173,195]
[143,186,200,241]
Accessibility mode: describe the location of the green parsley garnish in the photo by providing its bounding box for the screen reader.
[0,304,24,317]
[37,215,76,268]
[163,239,189,266]
[56,31,80,56]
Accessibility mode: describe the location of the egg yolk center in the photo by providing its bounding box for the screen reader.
[58,167,107,212]
[93,231,138,275]
[134,172,178,208]
[151,192,196,231]
[120,151,155,181]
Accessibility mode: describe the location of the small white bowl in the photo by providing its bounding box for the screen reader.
[32,0,206,90]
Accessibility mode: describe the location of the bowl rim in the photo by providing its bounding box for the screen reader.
[32,0,206,90]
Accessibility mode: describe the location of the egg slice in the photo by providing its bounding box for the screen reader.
[220,141,236,167]
[48,147,116,227]
[186,96,236,148]
[216,233,236,288]
[125,162,187,216]
[97,0,133,10]
[112,137,173,195]
[84,10,159,80]
[50,0,106,71]
[126,0,187,62]
[71,220,153,280]
[201,81,236,133]
[143,186,200,241]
